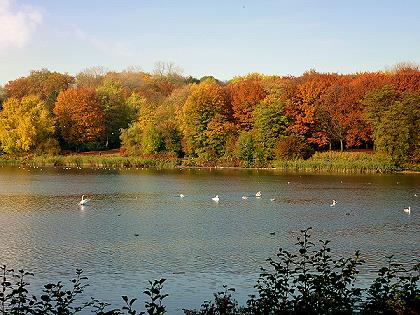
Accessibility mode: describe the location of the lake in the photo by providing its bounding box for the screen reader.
[0,166,419,313]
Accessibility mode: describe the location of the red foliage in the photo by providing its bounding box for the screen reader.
[228,75,267,131]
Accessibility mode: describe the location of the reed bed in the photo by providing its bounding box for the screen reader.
[28,154,182,169]
[0,151,407,173]
[273,151,398,173]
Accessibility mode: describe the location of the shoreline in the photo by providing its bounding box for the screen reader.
[1,151,419,174]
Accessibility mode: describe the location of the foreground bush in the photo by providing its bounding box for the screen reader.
[1,229,418,314]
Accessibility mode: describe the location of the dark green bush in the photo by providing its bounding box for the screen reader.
[0,267,167,315]
[184,228,419,315]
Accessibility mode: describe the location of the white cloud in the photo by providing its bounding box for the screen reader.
[0,0,42,51]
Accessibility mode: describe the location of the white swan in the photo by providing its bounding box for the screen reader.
[179,194,185,198]
[256,191,262,198]
[212,195,220,202]
[404,206,411,214]
[270,198,276,201]
[330,199,337,207]
[80,195,90,205]
[242,196,248,200]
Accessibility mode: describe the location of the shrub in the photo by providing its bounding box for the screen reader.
[275,134,312,160]
[0,266,168,315]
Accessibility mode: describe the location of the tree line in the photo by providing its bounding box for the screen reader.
[0,63,419,166]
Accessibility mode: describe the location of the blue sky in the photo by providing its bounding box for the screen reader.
[1,0,419,84]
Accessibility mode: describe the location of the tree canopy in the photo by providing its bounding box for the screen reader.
[0,64,419,166]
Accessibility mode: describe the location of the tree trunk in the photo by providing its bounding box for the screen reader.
[340,139,344,152]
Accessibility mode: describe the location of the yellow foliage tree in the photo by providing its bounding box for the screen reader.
[0,96,56,154]
[180,81,232,157]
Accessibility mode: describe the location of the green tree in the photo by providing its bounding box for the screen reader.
[120,94,165,156]
[141,122,164,154]
[180,81,232,157]
[253,97,288,162]
[120,121,143,155]
[236,130,255,167]
[96,80,140,148]
[363,85,420,163]
[0,96,57,154]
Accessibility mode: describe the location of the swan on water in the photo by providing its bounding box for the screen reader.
[80,195,90,205]
[404,206,411,214]
[330,199,337,207]
[242,196,248,200]
[256,191,262,198]
[212,195,220,202]
[270,198,276,201]
[179,194,185,198]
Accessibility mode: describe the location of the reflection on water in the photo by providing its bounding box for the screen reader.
[0,166,419,313]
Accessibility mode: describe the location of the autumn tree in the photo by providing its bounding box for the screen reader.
[389,63,420,93]
[155,85,192,156]
[339,72,390,148]
[54,88,105,150]
[285,72,338,148]
[0,96,58,154]
[228,74,267,130]
[96,80,139,148]
[75,66,107,89]
[363,85,420,162]
[316,76,363,151]
[4,69,74,110]
[103,68,149,93]
[180,81,233,158]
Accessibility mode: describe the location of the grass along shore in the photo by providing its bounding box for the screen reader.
[0,151,413,173]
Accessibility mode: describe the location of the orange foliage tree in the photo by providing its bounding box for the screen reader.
[54,88,105,149]
[389,64,420,93]
[285,72,338,148]
[228,74,267,131]
[343,72,389,148]
[5,69,74,110]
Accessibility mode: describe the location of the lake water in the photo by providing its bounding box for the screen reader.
[0,166,419,313]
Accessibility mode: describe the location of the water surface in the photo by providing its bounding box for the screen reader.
[0,166,419,313]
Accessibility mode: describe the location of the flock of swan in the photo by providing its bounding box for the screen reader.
[79,191,413,215]
[211,191,263,203]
